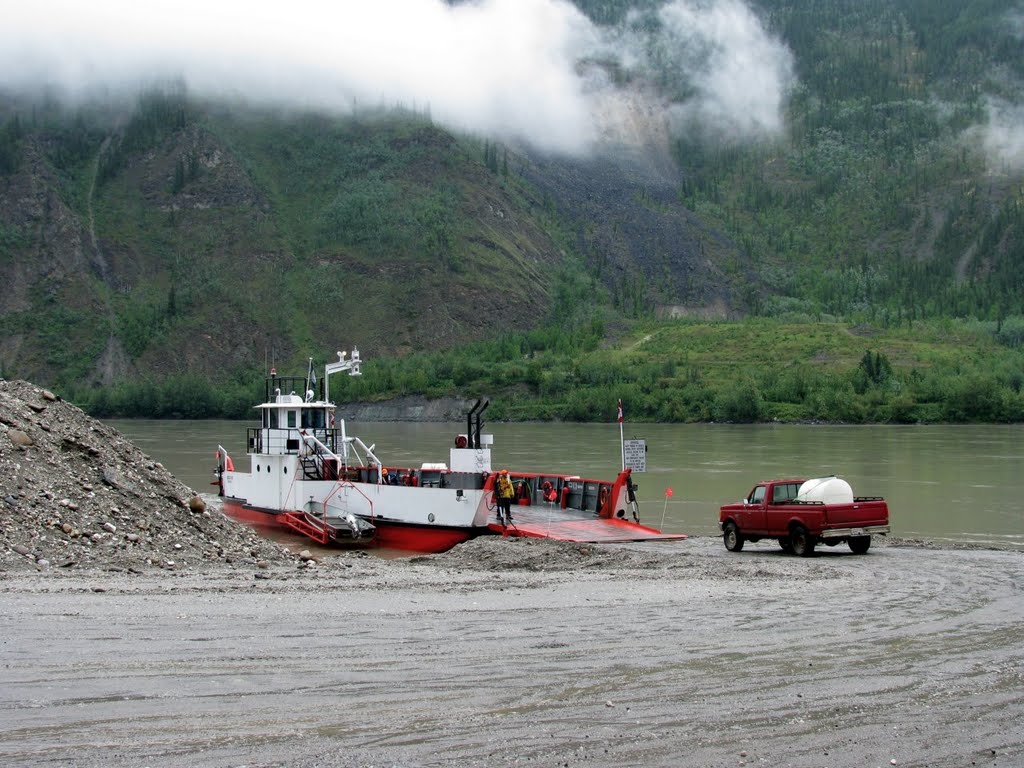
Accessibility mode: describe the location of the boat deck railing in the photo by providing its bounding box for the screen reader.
[247,427,340,456]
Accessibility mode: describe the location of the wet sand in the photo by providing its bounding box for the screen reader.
[1,537,1022,767]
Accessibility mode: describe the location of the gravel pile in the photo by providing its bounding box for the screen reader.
[0,379,297,573]
[421,535,685,572]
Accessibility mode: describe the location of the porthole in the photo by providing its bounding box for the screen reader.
[428,513,436,523]
[283,466,288,474]
[256,464,261,473]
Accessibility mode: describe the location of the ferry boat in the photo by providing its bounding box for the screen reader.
[215,349,682,553]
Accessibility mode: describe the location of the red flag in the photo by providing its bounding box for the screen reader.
[617,399,623,423]
[665,487,674,498]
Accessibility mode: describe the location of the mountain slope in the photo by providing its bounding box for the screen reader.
[0,100,596,387]
[1,0,1023,405]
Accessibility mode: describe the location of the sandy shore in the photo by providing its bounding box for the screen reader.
[1,536,1022,768]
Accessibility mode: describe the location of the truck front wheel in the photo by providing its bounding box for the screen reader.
[723,521,744,552]
[848,535,871,554]
[790,525,816,557]
[778,537,792,553]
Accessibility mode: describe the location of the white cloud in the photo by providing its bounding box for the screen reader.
[0,0,795,154]
[658,0,795,141]
[980,98,1024,170]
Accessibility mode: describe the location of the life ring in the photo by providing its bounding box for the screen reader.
[455,435,468,449]
[598,486,609,510]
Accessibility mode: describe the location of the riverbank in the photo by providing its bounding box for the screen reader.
[2,536,1021,768]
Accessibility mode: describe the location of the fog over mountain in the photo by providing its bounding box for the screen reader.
[982,98,1024,170]
[978,9,1024,171]
[0,0,795,154]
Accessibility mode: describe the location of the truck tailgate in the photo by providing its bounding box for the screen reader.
[826,501,889,528]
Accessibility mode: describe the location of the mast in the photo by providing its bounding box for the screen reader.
[618,399,625,471]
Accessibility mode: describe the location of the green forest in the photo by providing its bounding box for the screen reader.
[76,315,1024,424]
[3,0,1024,423]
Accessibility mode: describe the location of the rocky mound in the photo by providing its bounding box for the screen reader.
[420,535,683,572]
[0,379,296,573]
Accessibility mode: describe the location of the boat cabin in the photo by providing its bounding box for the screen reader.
[247,374,338,456]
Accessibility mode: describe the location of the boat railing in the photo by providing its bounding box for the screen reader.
[264,374,324,404]
[345,436,383,478]
[298,431,343,480]
[247,427,340,456]
[334,419,385,480]
[297,430,386,484]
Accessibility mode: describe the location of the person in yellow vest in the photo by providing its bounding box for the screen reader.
[495,469,516,527]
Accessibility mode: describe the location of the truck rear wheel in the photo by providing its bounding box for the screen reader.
[790,525,815,557]
[723,521,744,552]
[778,537,792,553]
[848,535,871,554]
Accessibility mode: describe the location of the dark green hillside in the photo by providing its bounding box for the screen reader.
[0,92,586,390]
[2,0,1024,422]
[673,0,1024,320]
[570,0,1024,320]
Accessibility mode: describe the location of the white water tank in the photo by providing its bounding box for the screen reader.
[797,476,853,504]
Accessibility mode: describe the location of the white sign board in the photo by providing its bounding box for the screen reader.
[623,439,647,472]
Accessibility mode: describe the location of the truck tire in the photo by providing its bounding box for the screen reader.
[790,525,815,557]
[848,535,871,554]
[778,536,793,553]
[723,521,744,552]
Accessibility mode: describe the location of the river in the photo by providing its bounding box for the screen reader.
[106,419,1024,550]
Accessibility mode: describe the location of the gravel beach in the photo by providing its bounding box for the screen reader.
[2,536,1022,768]
[3,379,1023,767]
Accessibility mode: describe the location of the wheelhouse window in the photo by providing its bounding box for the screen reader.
[301,409,326,429]
[287,411,297,429]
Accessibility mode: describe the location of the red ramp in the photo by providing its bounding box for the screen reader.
[488,505,686,543]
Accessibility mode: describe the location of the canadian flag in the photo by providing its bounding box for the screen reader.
[617,399,623,423]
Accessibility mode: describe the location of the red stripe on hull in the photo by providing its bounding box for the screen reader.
[370,523,473,553]
[221,498,474,554]
[221,498,282,528]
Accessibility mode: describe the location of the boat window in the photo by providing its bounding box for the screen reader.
[300,409,326,429]
[287,411,297,429]
[269,409,279,429]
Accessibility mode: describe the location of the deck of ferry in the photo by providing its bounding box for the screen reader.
[486,504,686,543]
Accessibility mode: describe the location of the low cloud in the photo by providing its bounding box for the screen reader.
[0,0,795,154]
[980,98,1024,171]
[657,0,795,141]
[973,8,1024,171]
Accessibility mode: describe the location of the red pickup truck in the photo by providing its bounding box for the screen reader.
[719,477,890,556]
